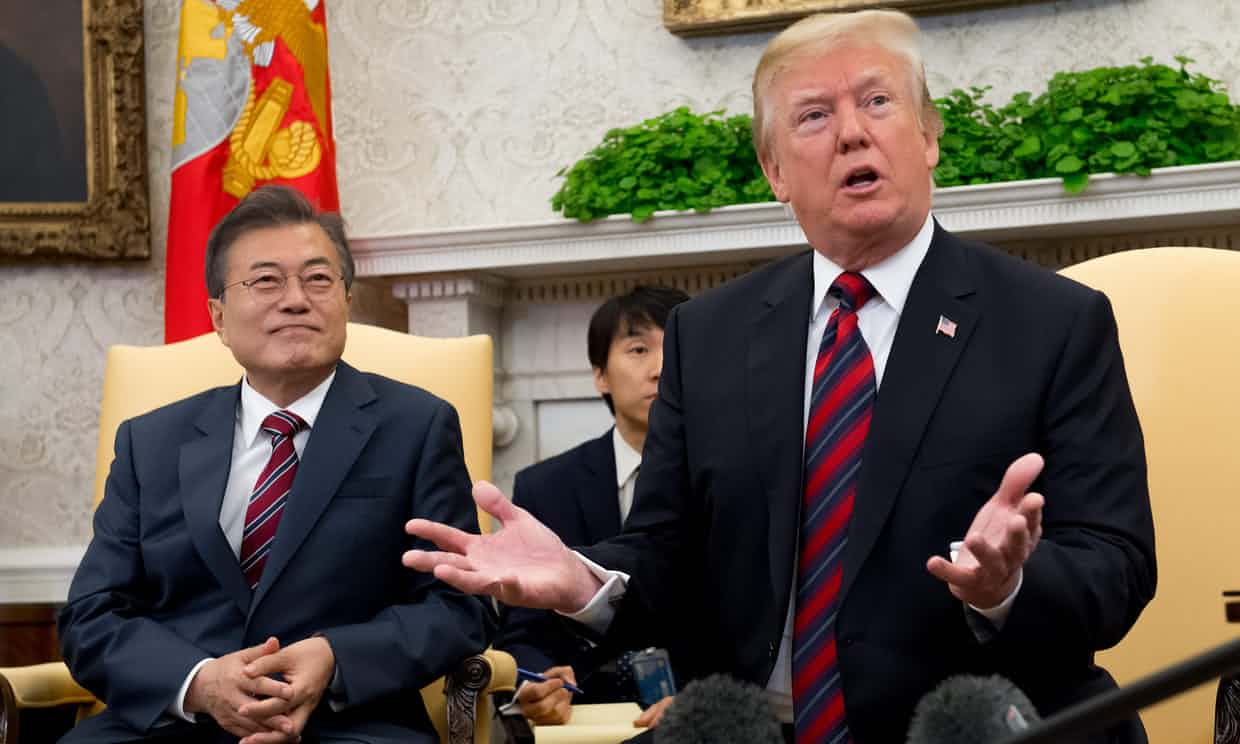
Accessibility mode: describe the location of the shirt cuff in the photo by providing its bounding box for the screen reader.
[557,551,629,635]
[169,657,212,722]
[969,567,1023,628]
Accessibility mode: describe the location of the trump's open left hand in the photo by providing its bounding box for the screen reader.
[926,452,1045,610]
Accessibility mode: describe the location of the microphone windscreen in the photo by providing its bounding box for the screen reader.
[655,673,783,744]
[906,674,1040,744]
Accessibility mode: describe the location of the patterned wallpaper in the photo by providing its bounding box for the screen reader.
[2,0,1238,548]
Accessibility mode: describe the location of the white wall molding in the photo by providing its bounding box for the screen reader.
[933,161,1240,240]
[393,276,507,340]
[0,546,84,604]
[507,264,754,304]
[391,275,509,306]
[354,202,804,279]
[499,369,598,403]
[352,162,1240,280]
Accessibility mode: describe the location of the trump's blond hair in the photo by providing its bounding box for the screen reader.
[751,10,943,158]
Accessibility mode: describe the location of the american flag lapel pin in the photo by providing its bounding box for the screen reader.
[935,315,958,338]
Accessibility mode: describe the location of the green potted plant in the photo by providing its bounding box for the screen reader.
[552,58,1240,221]
[935,57,1240,193]
[551,107,773,222]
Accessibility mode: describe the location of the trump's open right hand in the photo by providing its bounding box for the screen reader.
[403,481,602,613]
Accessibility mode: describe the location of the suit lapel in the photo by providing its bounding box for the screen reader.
[748,253,814,620]
[579,430,622,543]
[180,384,252,616]
[250,362,377,613]
[841,224,979,603]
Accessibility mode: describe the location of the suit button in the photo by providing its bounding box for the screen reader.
[768,641,777,659]
[838,636,856,648]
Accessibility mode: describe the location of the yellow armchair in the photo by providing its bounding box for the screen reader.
[0,323,515,744]
[1061,247,1240,743]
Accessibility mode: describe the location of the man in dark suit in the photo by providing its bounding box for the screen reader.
[404,10,1155,743]
[58,185,493,744]
[496,286,687,727]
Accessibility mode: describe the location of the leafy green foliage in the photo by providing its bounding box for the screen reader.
[935,58,1240,193]
[550,107,773,222]
[553,60,1240,221]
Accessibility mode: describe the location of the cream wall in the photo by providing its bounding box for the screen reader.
[2,0,1238,548]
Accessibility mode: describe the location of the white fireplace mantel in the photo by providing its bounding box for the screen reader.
[352,161,1240,279]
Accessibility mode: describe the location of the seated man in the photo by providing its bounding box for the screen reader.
[58,185,494,744]
[496,286,687,727]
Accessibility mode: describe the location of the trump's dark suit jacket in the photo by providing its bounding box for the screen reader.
[58,362,494,743]
[584,225,1157,743]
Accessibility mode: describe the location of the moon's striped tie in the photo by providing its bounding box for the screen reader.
[239,409,306,589]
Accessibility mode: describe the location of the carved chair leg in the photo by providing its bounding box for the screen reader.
[0,673,19,744]
[444,655,493,744]
[1220,594,1240,744]
[1218,676,1240,744]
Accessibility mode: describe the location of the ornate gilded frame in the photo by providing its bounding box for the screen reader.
[0,0,149,260]
[664,0,1036,36]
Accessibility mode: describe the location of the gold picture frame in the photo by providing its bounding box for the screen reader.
[0,0,150,260]
[664,0,1037,36]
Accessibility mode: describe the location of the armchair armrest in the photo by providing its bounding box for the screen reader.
[0,662,100,744]
[3,652,520,744]
[421,647,517,744]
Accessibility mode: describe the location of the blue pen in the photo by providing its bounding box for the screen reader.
[517,667,584,695]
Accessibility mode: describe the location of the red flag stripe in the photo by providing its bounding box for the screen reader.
[166,2,339,342]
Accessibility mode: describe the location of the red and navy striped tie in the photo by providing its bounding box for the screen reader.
[239,410,306,589]
[793,272,876,744]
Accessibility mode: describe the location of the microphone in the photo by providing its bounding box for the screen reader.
[655,673,783,744]
[906,674,1038,744]
[1005,634,1240,743]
